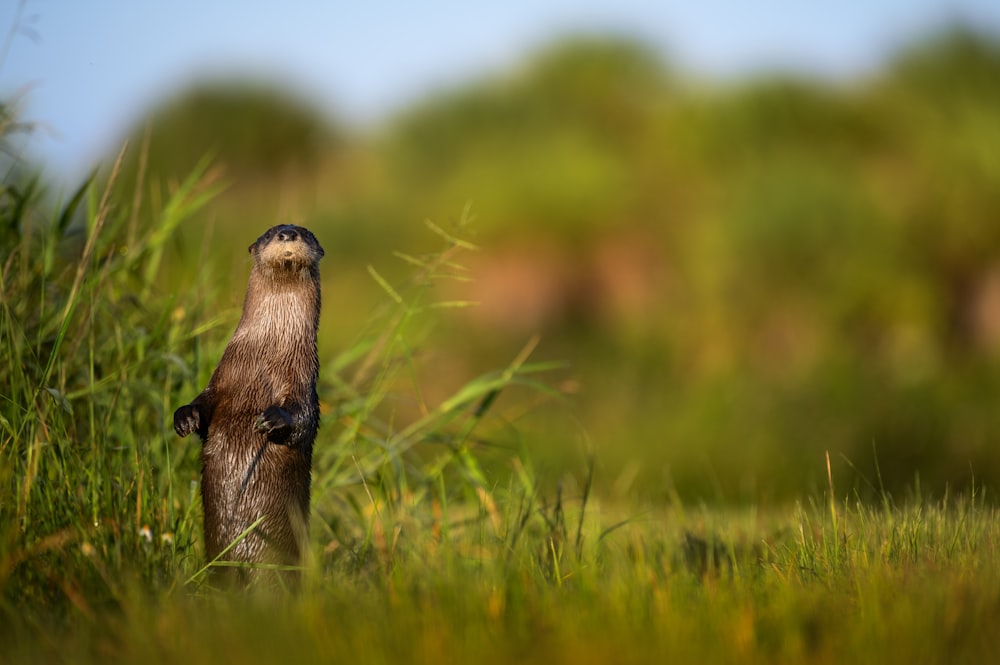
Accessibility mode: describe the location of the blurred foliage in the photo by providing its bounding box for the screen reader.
[384,38,669,238]
[108,25,1000,502]
[115,82,341,198]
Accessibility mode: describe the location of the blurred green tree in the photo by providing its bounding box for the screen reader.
[131,82,341,181]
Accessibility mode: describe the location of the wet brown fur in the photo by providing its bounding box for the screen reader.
[174,224,323,586]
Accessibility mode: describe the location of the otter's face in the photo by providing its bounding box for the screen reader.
[250,225,325,270]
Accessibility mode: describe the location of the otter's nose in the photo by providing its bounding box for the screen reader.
[277,228,299,242]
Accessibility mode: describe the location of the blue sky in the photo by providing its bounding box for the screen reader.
[3,0,999,184]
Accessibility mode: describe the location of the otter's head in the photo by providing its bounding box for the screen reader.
[250,225,325,276]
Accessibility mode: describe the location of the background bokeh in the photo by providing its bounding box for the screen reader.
[5,3,1000,503]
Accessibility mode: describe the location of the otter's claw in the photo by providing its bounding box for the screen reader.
[174,404,201,438]
[255,406,292,442]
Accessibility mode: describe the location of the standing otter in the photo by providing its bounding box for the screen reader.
[174,224,323,586]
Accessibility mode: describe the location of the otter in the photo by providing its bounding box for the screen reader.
[173,224,323,586]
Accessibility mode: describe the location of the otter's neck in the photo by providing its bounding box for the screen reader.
[232,267,320,350]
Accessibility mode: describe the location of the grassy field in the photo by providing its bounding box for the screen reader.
[3,165,1000,664]
[5,491,1000,664]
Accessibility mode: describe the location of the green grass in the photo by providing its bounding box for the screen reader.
[3,159,1000,664]
[5,494,1000,664]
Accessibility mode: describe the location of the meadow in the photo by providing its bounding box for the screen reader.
[2,164,999,664]
[4,25,1000,664]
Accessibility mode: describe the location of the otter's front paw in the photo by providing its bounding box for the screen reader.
[255,406,292,442]
[174,404,202,438]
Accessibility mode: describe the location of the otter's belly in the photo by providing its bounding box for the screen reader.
[201,424,308,564]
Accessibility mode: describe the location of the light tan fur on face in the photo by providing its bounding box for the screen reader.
[256,235,318,270]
